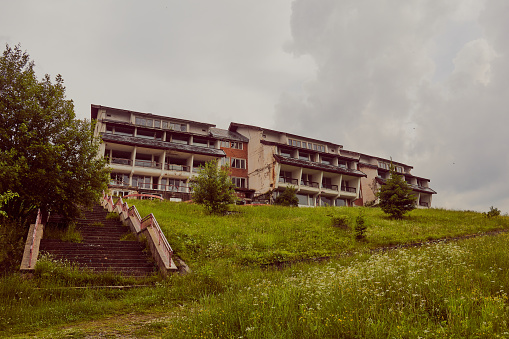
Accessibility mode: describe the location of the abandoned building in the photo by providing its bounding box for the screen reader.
[92,104,436,207]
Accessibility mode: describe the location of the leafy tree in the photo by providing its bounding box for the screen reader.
[376,164,416,219]
[190,159,237,214]
[274,186,299,207]
[0,44,109,224]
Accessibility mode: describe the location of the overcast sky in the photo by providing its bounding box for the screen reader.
[1,1,508,212]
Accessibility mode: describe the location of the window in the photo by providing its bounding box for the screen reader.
[301,173,314,186]
[193,137,209,147]
[321,157,332,165]
[231,158,246,169]
[154,120,161,128]
[110,173,129,186]
[302,142,307,149]
[338,161,348,169]
[220,141,229,148]
[230,141,243,150]
[135,117,152,127]
[162,121,168,129]
[378,162,390,170]
[170,123,187,132]
[132,175,151,189]
[220,157,230,167]
[231,177,246,188]
[299,152,310,161]
[106,124,114,133]
[279,170,293,183]
[396,166,404,173]
[136,128,155,139]
[280,148,292,158]
[170,135,188,144]
[115,126,135,136]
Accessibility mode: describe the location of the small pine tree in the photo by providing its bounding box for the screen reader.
[354,211,367,240]
[190,159,237,214]
[376,164,416,219]
[274,186,299,207]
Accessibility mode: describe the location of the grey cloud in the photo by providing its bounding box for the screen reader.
[277,0,509,211]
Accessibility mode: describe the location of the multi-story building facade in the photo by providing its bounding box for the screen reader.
[91,105,250,201]
[92,104,436,207]
[229,123,367,207]
[357,154,436,208]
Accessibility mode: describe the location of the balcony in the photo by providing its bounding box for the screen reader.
[301,181,319,188]
[321,184,338,191]
[110,158,132,166]
[109,179,129,187]
[153,184,190,193]
[279,178,298,185]
[419,201,429,208]
[134,159,162,169]
[165,164,190,172]
[341,186,356,193]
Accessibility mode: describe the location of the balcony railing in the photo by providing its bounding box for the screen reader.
[192,167,203,173]
[419,201,429,207]
[322,184,339,191]
[279,178,298,185]
[110,157,132,166]
[154,184,190,193]
[301,181,319,188]
[110,179,129,187]
[341,186,356,193]
[165,164,190,172]
[134,159,162,169]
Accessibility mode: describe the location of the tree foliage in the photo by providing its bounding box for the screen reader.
[0,44,109,224]
[190,159,237,214]
[376,164,416,219]
[274,186,299,207]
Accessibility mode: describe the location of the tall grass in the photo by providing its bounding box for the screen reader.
[161,233,509,338]
[2,202,509,337]
[130,200,509,266]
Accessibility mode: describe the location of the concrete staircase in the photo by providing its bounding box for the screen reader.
[39,205,156,277]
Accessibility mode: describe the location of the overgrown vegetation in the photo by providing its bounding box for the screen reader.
[2,202,509,337]
[274,186,299,207]
[0,44,109,224]
[189,159,237,214]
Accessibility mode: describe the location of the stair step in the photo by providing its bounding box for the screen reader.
[41,204,157,277]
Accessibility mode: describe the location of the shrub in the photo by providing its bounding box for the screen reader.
[274,187,299,207]
[484,206,501,218]
[331,215,350,230]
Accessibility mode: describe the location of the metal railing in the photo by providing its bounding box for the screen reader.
[301,181,319,188]
[322,184,339,191]
[341,186,356,193]
[419,201,429,207]
[134,159,162,169]
[165,164,190,172]
[102,191,173,266]
[279,178,298,185]
[154,184,190,193]
[110,157,132,166]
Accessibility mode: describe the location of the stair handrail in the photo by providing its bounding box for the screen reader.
[141,213,173,263]
[28,209,42,268]
[101,191,174,267]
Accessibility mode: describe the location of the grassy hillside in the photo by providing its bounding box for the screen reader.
[1,203,509,338]
[131,200,509,267]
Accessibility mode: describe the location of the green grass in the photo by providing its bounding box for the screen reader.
[1,202,509,338]
[43,222,82,243]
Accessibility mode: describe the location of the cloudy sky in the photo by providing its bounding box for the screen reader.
[1,1,508,212]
